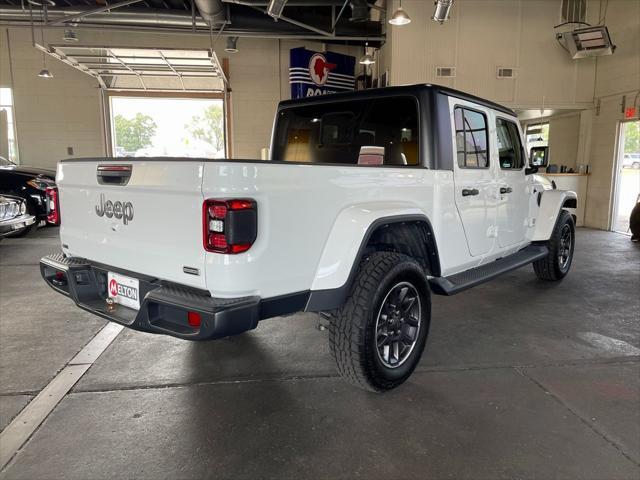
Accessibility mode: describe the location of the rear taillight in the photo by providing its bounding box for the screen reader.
[203,198,257,254]
[46,187,60,225]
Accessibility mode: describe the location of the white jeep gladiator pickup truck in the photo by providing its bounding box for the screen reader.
[41,84,577,392]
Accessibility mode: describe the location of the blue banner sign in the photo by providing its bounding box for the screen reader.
[289,47,356,99]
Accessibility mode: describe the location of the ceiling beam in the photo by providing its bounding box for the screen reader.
[234,1,333,37]
[47,0,145,26]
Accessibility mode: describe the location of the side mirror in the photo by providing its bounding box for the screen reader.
[529,146,549,168]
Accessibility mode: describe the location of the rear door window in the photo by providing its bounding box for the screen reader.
[454,107,489,168]
[273,96,419,166]
[496,118,524,169]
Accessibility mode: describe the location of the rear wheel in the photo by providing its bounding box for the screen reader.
[329,252,431,392]
[533,209,575,281]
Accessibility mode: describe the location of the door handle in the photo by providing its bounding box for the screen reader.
[462,188,480,197]
[500,187,513,194]
[97,164,132,186]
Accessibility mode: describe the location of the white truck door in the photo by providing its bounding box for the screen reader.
[494,116,529,248]
[450,100,497,257]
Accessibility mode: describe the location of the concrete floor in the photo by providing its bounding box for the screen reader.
[0,227,639,479]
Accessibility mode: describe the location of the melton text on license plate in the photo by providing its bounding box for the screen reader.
[107,271,140,310]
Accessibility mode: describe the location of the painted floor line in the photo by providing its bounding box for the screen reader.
[69,323,124,365]
[0,323,124,471]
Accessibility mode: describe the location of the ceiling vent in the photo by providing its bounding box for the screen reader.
[436,66,456,78]
[561,0,586,24]
[497,67,516,79]
[349,0,369,22]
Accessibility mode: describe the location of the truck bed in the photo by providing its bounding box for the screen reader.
[56,157,463,300]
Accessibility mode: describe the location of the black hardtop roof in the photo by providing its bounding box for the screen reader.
[278,83,517,117]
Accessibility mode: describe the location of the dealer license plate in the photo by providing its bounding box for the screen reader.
[107,271,140,310]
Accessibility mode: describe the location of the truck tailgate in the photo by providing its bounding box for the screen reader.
[57,159,206,289]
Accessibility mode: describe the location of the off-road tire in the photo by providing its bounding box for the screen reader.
[533,209,575,281]
[329,252,431,392]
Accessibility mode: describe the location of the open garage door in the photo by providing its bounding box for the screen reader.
[40,45,226,93]
[107,93,226,158]
[612,120,640,234]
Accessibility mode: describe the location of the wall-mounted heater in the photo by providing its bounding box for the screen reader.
[557,26,616,59]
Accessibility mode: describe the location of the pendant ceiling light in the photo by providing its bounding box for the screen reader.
[225,36,239,53]
[36,9,53,79]
[432,0,453,24]
[267,0,287,20]
[389,0,411,26]
[37,67,53,78]
[63,29,78,42]
[359,42,375,65]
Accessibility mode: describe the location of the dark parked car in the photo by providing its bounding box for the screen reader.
[0,195,35,239]
[0,155,57,236]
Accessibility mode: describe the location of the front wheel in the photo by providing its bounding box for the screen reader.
[329,252,431,392]
[533,210,575,281]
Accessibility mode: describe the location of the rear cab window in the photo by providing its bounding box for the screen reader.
[272,96,420,166]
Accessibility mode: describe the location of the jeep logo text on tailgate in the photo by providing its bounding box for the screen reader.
[95,194,134,225]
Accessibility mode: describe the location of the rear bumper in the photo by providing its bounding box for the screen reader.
[40,253,260,341]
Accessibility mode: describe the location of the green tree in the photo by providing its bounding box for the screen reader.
[185,105,225,153]
[624,121,640,154]
[114,113,157,153]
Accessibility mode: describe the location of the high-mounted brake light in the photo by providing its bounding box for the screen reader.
[46,187,61,225]
[203,198,257,254]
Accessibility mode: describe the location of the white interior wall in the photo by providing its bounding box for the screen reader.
[0,28,105,167]
[385,0,602,108]
[0,27,360,166]
[584,0,640,230]
[384,0,639,230]
[548,113,581,170]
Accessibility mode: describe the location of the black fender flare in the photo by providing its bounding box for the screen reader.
[305,214,440,312]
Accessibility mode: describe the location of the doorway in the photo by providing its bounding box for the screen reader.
[107,93,226,159]
[611,120,640,234]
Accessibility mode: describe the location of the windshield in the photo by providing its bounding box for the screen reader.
[272,96,420,166]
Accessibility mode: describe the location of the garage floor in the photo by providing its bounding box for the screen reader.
[1,227,639,479]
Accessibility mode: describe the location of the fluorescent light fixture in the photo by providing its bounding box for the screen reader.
[432,0,453,24]
[267,0,287,20]
[225,37,239,53]
[389,6,411,25]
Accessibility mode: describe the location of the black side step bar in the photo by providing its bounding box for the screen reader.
[429,245,548,296]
